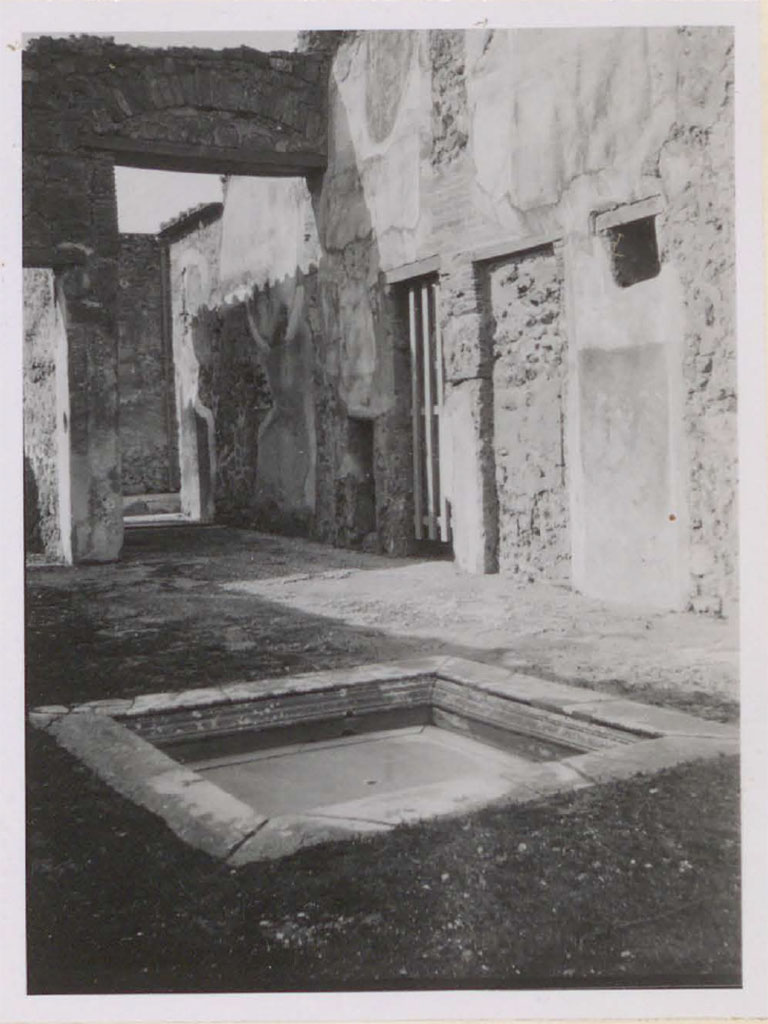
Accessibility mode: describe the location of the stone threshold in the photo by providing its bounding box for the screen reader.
[123,513,190,528]
[29,657,738,865]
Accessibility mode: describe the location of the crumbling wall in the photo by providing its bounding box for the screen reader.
[23,269,71,563]
[117,234,179,495]
[485,248,569,580]
[430,30,469,170]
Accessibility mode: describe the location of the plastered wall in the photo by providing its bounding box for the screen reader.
[23,269,72,563]
[217,178,319,533]
[166,214,222,522]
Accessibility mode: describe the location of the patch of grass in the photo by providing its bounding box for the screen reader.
[27,726,740,994]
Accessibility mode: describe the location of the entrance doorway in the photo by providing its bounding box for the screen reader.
[115,167,223,527]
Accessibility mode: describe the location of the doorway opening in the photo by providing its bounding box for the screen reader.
[342,416,377,544]
[115,167,223,527]
[399,274,452,554]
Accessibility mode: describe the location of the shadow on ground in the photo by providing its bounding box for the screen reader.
[26,525,738,719]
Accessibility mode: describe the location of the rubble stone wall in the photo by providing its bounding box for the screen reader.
[117,234,179,495]
[656,29,737,616]
[484,247,570,581]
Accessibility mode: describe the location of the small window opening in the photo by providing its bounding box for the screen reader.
[606,216,660,288]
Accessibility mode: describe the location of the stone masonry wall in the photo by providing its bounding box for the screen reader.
[117,234,179,495]
[430,31,469,170]
[484,248,569,580]
[428,27,734,611]
[657,28,737,616]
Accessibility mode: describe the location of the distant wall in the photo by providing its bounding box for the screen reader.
[193,303,273,523]
[217,178,319,533]
[117,234,179,495]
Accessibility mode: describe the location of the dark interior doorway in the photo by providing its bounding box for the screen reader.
[399,274,452,554]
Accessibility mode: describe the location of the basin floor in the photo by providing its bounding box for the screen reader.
[191,725,533,822]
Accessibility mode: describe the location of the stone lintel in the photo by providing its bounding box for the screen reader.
[384,255,441,285]
[81,133,327,177]
[469,233,563,265]
[591,195,664,235]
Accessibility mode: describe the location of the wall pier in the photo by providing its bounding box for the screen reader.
[439,256,497,573]
[23,269,72,563]
[61,247,124,562]
[23,145,124,563]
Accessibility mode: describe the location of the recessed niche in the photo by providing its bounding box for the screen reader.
[606,216,661,288]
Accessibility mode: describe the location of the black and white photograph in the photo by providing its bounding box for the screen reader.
[1,0,766,1020]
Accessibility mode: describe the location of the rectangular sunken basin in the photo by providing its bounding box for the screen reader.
[29,656,737,864]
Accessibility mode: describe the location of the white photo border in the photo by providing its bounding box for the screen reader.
[1,2,765,1021]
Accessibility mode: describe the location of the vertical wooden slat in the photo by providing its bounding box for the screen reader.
[432,280,450,542]
[421,283,437,539]
[408,286,423,539]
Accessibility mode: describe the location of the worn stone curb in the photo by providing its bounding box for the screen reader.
[44,711,267,860]
[29,656,738,864]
